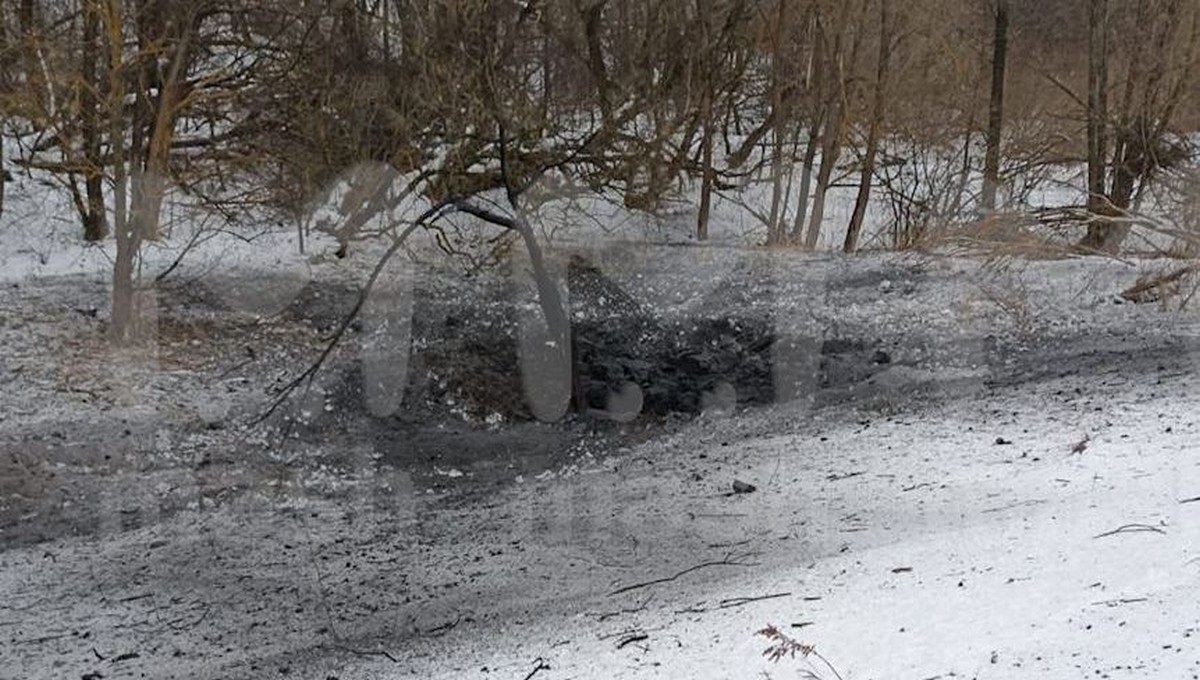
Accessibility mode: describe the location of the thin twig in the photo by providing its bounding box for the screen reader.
[1091,597,1149,607]
[616,633,649,649]
[591,595,654,622]
[522,658,551,680]
[334,644,399,663]
[677,592,792,614]
[215,357,253,380]
[717,592,792,610]
[423,616,464,637]
[1093,523,1167,539]
[609,552,760,596]
[255,203,446,424]
[826,470,866,481]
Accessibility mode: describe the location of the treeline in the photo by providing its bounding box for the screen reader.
[0,1,1197,335]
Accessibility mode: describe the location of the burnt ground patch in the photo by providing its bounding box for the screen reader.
[3,257,1190,550]
[291,255,915,435]
[257,257,906,502]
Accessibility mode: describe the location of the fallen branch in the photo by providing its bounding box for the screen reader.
[1179,496,1200,504]
[422,615,465,637]
[719,592,791,609]
[334,644,399,663]
[1093,523,1166,539]
[255,202,447,424]
[118,593,153,603]
[609,552,760,596]
[1092,597,1149,607]
[982,498,1047,514]
[826,471,866,482]
[1120,266,1197,304]
[522,658,551,680]
[676,592,792,614]
[616,633,649,649]
[590,595,654,622]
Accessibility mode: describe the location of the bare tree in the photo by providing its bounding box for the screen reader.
[980,0,1009,212]
[843,0,895,252]
[803,0,866,250]
[1080,0,1199,253]
[1083,0,1110,236]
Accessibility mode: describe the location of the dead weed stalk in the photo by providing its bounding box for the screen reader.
[757,624,845,680]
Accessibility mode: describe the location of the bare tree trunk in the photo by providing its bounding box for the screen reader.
[18,0,37,34]
[789,121,820,243]
[582,1,612,122]
[109,0,193,341]
[844,0,892,253]
[766,125,789,245]
[697,86,715,241]
[803,96,843,249]
[339,0,368,65]
[804,0,864,250]
[980,0,1009,212]
[1080,0,1115,251]
[696,0,715,241]
[764,0,791,246]
[106,0,136,344]
[111,197,140,343]
[514,212,572,422]
[0,8,9,218]
[82,0,107,242]
[790,9,825,245]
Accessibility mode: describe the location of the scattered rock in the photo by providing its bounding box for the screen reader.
[1070,433,1091,455]
[732,479,756,495]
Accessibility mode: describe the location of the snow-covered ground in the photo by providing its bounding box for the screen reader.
[3,145,1200,679]
[392,367,1200,680]
[2,236,1199,679]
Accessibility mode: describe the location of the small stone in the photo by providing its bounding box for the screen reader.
[732,479,756,495]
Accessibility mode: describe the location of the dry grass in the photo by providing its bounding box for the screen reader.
[758,624,845,680]
[919,210,1077,261]
[1120,264,1200,310]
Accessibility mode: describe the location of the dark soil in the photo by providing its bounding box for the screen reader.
[5,255,1179,552]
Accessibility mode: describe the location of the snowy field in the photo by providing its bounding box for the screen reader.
[2,166,1200,680]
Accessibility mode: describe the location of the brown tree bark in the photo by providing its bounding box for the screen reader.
[789,121,820,244]
[765,0,791,246]
[696,0,715,241]
[697,85,715,241]
[790,10,824,244]
[1080,0,1115,251]
[805,0,864,250]
[110,1,199,342]
[18,0,37,34]
[980,0,1009,213]
[844,0,892,253]
[81,0,107,242]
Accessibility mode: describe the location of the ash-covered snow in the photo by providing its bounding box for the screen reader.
[2,237,1198,679]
